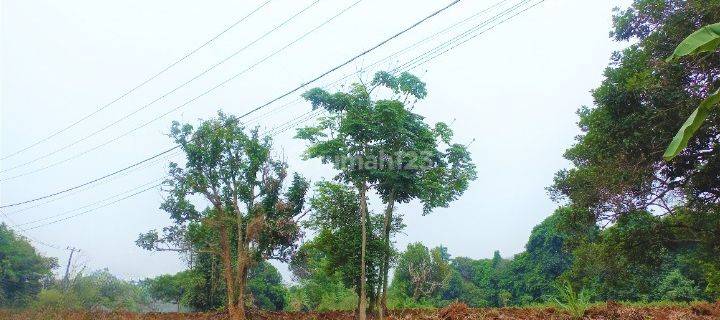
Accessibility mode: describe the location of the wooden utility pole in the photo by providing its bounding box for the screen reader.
[62,246,79,291]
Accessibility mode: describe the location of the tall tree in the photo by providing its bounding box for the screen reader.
[367,71,476,319]
[139,111,308,320]
[296,71,475,319]
[548,2,720,289]
[296,82,380,320]
[550,0,720,221]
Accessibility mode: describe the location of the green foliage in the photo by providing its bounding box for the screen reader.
[550,0,720,219]
[299,182,390,304]
[664,88,720,160]
[246,261,287,311]
[667,22,720,61]
[549,1,720,304]
[552,281,591,319]
[145,270,201,311]
[663,21,720,160]
[390,243,451,302]
[287,233,357,312]
[655,269,701,302]
[32,289,80,309]
[138,111,308,317]
[33,269,149,312]
[297,70,475,318]
[0,223,57,308]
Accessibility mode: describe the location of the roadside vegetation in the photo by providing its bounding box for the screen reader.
[2,0,720,319]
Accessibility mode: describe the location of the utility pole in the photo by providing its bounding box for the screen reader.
[62,246,79,291]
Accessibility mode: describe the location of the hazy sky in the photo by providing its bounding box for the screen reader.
[2,0,630,281]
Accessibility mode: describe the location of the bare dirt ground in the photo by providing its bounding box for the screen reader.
[3,301,720,320]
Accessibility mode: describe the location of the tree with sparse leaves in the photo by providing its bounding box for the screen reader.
[138,111,308,320]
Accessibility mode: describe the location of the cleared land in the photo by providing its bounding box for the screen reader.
[3,302,720,320]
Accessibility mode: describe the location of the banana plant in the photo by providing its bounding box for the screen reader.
[663,22,720,161]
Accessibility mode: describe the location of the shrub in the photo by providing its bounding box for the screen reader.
[552,281,591,319]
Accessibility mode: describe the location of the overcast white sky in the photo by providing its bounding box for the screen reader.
[1,0,630,281]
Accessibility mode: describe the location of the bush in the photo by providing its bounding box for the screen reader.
[655,270,701,302]
[32,289,80,309]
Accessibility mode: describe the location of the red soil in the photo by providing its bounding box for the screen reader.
[3,301,720,320]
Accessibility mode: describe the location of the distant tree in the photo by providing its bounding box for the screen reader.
[246,261,287,311]
[390,243,451,302]
[0,223,57,307]
[137,111,309,320]
[146,271,200,311]
[34,269,150,311]
[500,208,597,304]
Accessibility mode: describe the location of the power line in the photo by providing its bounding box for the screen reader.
[0,0,272,161]
[237,0,462,120]
[0,0,462,208]
[0,211,65,250]
[3,150,179,216]
[0,146,177,208]
[7,0,546,233]
[0,0,321,174]
[258,0,535,138]
[16,178,164,227]
[408,0,545,70]
[22,183,162,231]
[243,0,511,127]
[0,0,360,181]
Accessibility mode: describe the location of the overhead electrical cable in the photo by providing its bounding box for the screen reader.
[0,0,363,181]
[400,0,543,72]
[21,183,162,231]
[243,0,510,126]
[0,146,177,208]
[235,0,462,119]
[2,0,547,233]
[0,209,65,250]
[17,178,164,227]
[0,0,321,174]
[0,0,272,161]
[0,0,461,207]
[3,149,179,215]
[257,0,538,137]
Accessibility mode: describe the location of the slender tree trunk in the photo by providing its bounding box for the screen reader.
[379,191,395,320]
[237,260,248,320]
[375,282,382,319]
[219,226,240,320]
[358,183,369,320]
[233,189,252,320]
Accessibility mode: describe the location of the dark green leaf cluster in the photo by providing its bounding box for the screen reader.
[0,223,58,308]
